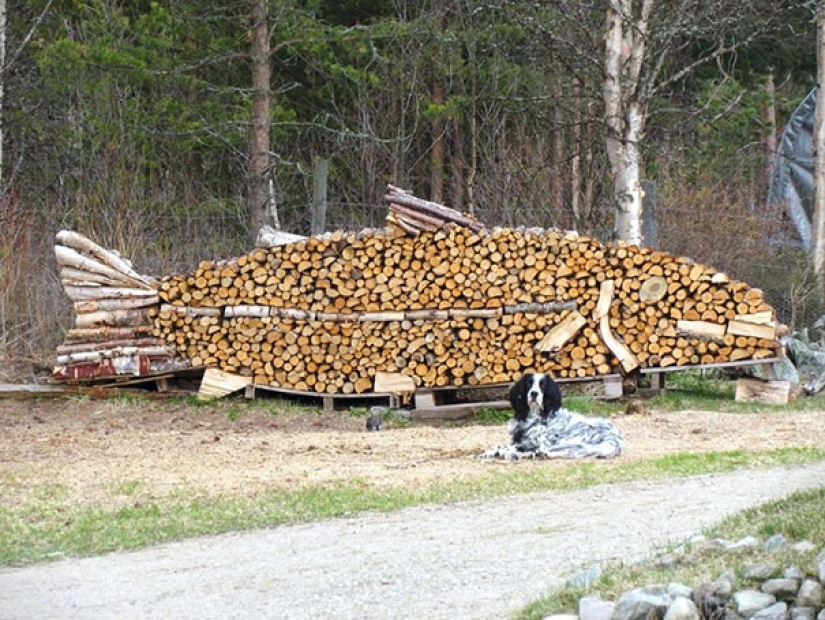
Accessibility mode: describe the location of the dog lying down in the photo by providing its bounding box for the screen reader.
[479,372,623,461]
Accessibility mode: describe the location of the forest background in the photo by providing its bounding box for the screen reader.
[0,0,819,364]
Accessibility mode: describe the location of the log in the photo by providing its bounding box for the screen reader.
[55,245,149,288]
[727,320,776,340]
[676,320,726,340]
[159,304,222,318]
[735,377,792,405]
[639,276,667,303]
[374,372,415,394]
[74,309,151,328]
[75,296,159,313]
[595,280,640,373]
[56,230,150,284]
[536,311,587,353]
[198,368,252,400]
[385,185,483,231]
[56,346,172,365]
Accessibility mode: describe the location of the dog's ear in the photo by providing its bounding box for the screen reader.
[509,374,531,421]
[542,376,562,418]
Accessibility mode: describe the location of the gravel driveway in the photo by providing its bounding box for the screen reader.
[2,463,824,620]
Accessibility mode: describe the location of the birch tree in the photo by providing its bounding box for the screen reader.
[534,1,797,244]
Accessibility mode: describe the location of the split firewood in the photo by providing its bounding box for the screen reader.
[53,189,784,392]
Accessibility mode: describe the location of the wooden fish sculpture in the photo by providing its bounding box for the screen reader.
[53,188,783,394]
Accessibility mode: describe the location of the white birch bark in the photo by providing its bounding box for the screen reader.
[603,0,652,245]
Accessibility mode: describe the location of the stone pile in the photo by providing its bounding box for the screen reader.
[545,535,825,620]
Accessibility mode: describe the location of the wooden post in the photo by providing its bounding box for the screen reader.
[311,157,329,236]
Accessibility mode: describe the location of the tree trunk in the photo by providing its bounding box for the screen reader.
[430,79,445,205]
[0,0,7,193]
[603,1,648,245]
[249,0,273,238]
[764,68,777,178]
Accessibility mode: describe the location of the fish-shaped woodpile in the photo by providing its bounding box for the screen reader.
[53,187,783,394]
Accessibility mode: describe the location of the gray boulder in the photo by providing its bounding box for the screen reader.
[668,584,693,600]
[693,581,732,619]
[746,564,778,580]
[733,590,777,617]
[761,578,799,601]
[613,585,672,620]
[796,579,823,608]
[751,602,788,620]
[580,595,615,620]
[663,597,700,620]
[569,565,602,589]
[792,608,816,620]
[763,535,788,552]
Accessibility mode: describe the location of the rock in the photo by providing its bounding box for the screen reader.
[796,579,823,608]
[365,413,382,431]
[579,595,614,620]
[745,563,778,580]
[760,578,798,601]
[784,566,805,580]
[544,614,578,620]
[762,535,787,552]
[693,582,731,619]
[569,565,602,589]
[819,558,825,583]
[729,537,760,551]
[613,586,672,620]
[663,597,700,620]
[733,590,777,617]
[667,584,693,600]
[817,609,825,620]
[792,541,816,553]
[694,538,731,554]
[792,608,816,620]
[751,602,787,620]
[657,555,680,571]
[716,571,736,587]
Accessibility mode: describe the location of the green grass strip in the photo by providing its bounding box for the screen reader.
[1,447,823,567]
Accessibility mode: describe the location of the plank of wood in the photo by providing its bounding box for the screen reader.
[735,377,792,405]
[197,368,252,400]
[374,372,415,394]
[733,311,774,324]
[727,320,776,340]
[535,311,586,352]
[676,320,726,340]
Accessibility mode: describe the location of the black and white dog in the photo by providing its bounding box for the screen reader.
[480,372,623,460]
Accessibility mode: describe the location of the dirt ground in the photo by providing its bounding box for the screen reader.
[2,387,825,510]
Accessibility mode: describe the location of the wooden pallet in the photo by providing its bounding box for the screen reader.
[244,382,403,412]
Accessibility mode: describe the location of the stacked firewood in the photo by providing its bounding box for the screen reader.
[152,202,782,393]
[52,231,178,380]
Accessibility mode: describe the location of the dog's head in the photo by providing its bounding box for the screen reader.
[509,372,562,421]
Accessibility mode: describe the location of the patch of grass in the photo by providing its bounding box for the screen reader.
[475,407,512,424]
[514,486,825,620]
[2,447,824,567]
